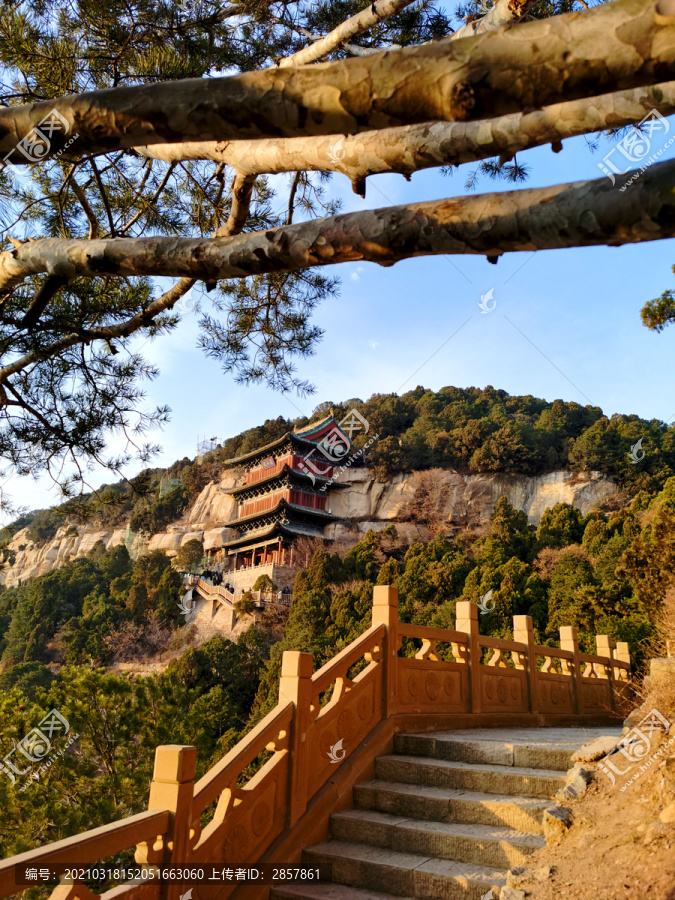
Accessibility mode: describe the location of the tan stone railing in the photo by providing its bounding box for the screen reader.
[0,586,631,900]
[0,809,171,899]
[195,578,236,605]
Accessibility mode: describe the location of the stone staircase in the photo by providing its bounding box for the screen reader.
[271,727,620,900]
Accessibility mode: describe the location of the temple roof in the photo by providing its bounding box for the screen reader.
[222,414,347,467]
[291,413,337,438]
[223,497,338,529]
[224,463,349,497]
[223,520,329,551]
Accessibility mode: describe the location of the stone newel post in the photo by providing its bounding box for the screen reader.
[513,615,538,715]
[559,625,581,715]
[371,585,399,718]
[139,744,196,900]
[279,649,314,828]
[456,601,481,715]
[596,634,615,710]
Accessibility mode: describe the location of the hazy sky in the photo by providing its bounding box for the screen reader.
[5,99,675,521]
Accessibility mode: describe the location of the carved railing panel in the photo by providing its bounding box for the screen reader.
[578,653,613,712]
[191,702,292,876]
[304,624,384,800]
[477,638,528,714]
[534,647,575,714]
[396,625,469,715]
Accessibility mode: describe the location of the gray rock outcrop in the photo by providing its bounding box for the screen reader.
[0,467,619,587]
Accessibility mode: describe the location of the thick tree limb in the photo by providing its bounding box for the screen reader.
[1,158,674,294]
[277,0,417,67]
[135,0,546,179]
[1,0,675,157]
[135,81,675,187]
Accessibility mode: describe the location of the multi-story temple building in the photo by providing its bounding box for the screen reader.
[220,414,352,583]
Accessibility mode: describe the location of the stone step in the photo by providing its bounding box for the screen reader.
[303,840,506,900]
[394,731,577,772]
[331,808,544,870]
[271,885,411,900]
[375,754,566,799]
[354,779,550,833]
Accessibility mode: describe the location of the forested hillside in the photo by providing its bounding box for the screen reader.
[2,472,674,865]
[3,384,675,545]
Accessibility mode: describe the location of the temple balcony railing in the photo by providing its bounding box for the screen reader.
[0,586,631,900]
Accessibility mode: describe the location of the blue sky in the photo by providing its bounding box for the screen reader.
[5,107,675,521]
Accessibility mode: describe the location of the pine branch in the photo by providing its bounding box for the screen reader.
[276,0,416,67]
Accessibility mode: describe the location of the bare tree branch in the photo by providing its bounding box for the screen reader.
[451,0,537,40]
[214,173,257,237]
[277,0,417,67]
[286,171,301,225]
[69,172,100,239]
[19,276,69,329]
[89,157,117,237]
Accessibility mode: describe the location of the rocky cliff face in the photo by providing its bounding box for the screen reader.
[0,468,620,588]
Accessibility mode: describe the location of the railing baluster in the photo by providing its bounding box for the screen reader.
[513,615,537,715]
[278,650,314,828]
[372,585,399,718]
[559,625,581,715]
[596,634,615,710]
[456,601,480,715]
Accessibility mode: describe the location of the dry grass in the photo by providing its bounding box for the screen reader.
[532,544,590,579]
[404,469,453,536]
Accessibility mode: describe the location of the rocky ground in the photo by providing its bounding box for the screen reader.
[504,698,675,900]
